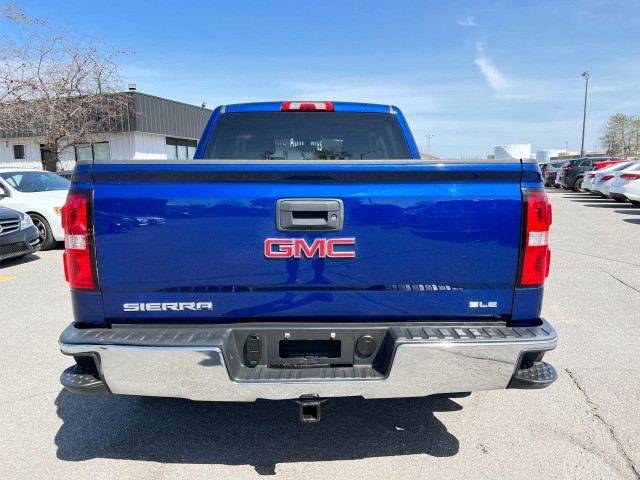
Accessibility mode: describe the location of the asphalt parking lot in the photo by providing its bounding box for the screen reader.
[1,189,639,479]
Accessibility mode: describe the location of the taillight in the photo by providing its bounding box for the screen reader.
[588,173,595,178]
[600,175,614,182]
[281,101,334,111]
[621,173,640,180]
[518,188,552,287]
[549,172,556,177]
[62,191,97,290]
[563,167,572,171]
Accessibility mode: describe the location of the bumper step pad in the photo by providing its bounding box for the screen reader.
[508,361,557,389]
[60,364,110,394]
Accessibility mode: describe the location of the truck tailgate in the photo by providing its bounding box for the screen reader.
[91,162,522,323]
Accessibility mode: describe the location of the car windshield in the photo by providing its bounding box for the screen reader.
[202,112,412,160]
[0,171,70,192]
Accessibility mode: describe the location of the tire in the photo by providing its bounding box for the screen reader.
[573,177,584,192]
[30,213,56,250]
[631,200,640,207]
[612,196,626,203]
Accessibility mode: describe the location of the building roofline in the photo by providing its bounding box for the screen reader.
[128,91,212,112]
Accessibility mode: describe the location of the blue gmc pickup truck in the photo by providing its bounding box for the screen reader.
[59,101,557,422]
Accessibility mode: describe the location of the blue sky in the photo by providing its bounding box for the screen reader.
[8,0,640,157]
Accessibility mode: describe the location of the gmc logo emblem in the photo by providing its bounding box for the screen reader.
[264,238,355,259]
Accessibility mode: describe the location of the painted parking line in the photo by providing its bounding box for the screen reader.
[0,276,16,282]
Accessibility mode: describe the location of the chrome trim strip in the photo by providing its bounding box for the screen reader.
[0,216,20,235]
[220,104,226,114]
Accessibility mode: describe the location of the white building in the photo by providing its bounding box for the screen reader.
[0,92,212,170]
[536,149,565,164]
[494,144,531,161]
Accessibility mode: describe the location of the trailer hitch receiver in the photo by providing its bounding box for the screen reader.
[295,395,327,423]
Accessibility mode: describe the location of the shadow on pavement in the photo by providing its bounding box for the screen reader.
[0,252,40,268]
[563,194,595,199]
[54,389,463,475]
[623,218,640,225]
[615,209,640,215]
[579,202,634,209]
[566,197,608,203]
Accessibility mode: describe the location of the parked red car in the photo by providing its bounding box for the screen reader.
[593,160,632,170]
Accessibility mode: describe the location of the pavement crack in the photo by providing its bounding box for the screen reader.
[554,248,640,268]
[601,269,640,294]
[565,368,640,478]
[0,390,59,407]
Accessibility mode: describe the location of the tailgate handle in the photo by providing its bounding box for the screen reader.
[276,198,344,232]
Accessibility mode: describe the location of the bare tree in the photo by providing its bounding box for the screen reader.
[630,115,640,158]
[0,4,132,171]
[599,113,640,158]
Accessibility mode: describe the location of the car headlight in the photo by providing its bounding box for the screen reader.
[20,214,34,229]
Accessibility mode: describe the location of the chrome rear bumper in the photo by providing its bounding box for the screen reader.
[59,320,557,401]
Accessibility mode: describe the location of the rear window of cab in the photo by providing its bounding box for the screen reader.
[202,112,412,160]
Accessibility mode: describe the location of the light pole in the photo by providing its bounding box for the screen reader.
[425,134,434,155]
[580,71,589,157]
[565,140,568,154]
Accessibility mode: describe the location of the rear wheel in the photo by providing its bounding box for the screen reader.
[573,177,584,192]
[30,214,57,250]
[612,196,626,203]
[631,200,640,207]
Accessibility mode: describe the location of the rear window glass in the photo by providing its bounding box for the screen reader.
[202,112,412,160]
[618,162,639,171]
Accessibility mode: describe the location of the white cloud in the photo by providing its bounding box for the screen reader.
[474,56,509,91]
[457,16,477,27]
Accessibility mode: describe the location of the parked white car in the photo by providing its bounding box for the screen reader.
[609,163,640,206]
[582,170,596,192]
[0,168,69,250]
[584,163,621,194]
[591,162,640,199]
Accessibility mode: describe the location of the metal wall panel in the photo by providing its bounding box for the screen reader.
[132,92,210,140]
[0,92,212,141]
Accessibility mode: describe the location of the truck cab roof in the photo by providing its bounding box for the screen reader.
[221,101,395,114]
